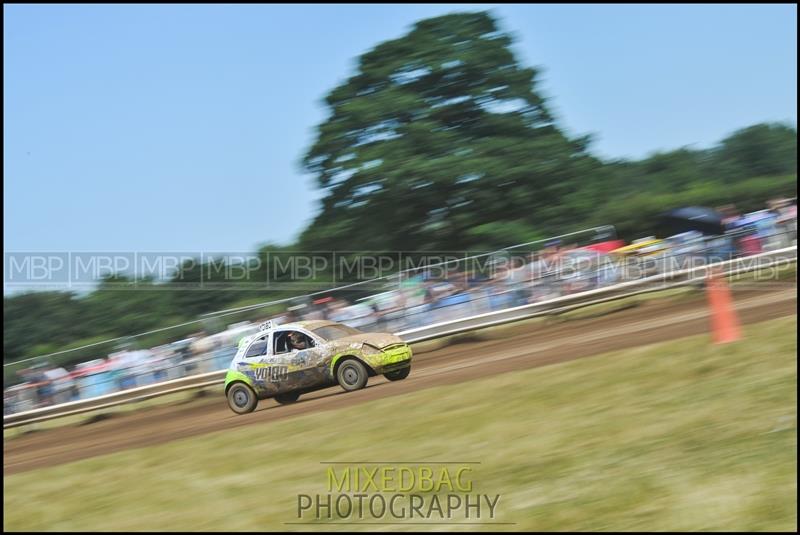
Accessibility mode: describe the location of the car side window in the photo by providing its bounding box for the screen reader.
[273,331,291,354]
[244,335,269,359]
[274,330,315,354]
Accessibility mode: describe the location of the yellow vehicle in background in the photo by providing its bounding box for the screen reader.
[609,238,669,280]
[609,238,666,257]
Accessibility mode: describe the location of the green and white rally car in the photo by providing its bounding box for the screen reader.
[224,320,413,414]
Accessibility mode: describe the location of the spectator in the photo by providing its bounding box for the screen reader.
[718,204,741,228]
[33,368,54,407]
[771,197,798,247]
[738,228,763,256]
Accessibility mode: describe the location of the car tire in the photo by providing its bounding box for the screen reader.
[337,359,369,392]
[274,391,301,404]
[227,383,258,414]
[384,365,411,381]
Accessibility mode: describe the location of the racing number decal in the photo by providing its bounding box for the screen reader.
[254,366,289,382]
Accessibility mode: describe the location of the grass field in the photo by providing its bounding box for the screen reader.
[4,315,797,531]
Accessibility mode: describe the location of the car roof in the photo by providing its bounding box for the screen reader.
[255,319,339,334]
[279,320,337,331]
[239,319,342,347]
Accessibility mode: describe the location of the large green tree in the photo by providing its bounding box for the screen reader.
[301,11,603,251]
[711,122,797,182]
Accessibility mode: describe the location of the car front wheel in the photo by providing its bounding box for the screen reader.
[337,359,369,392]
[227,383,258,414]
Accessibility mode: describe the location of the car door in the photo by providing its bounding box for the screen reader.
[271,329,329,392]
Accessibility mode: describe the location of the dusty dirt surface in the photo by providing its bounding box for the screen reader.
[4,285,797,475]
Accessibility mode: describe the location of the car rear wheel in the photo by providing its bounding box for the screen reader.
[275,391,301,404]
[384,365,411,381]
[227,383,258,414]
[337,359,369,392]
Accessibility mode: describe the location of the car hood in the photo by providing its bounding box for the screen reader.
[331,332,405,349]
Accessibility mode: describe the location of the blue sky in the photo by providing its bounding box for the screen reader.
[4,4,797,254]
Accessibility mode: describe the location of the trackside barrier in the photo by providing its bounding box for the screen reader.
[397,245,796,343]
[4,245,796,429]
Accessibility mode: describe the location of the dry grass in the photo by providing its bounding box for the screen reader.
[4,316,796,531]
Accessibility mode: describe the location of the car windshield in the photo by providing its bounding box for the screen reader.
[312,324,362,341]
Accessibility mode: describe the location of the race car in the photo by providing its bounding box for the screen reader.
[224,320,413,414]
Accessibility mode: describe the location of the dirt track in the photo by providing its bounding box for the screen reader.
[4,285,797,475]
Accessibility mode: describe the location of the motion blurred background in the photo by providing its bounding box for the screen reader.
[3,5,797,531]
[3,5,797,405]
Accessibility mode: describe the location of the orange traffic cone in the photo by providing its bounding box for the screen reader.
[706,268,742,344]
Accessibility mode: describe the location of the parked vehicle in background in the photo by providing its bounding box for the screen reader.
[610,238,668,280]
